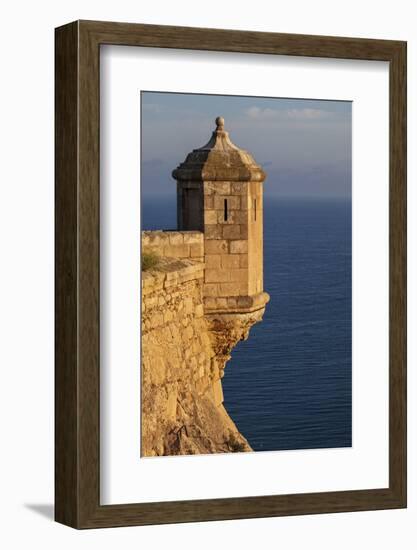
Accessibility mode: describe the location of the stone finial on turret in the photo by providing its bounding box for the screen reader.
[215,115,225,129]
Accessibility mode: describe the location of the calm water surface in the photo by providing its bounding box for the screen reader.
[142,197,352,451]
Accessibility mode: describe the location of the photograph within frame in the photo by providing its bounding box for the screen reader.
[140,90,352,458]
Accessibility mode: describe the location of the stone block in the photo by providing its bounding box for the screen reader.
[205,269,231,283]
[142,231,163,246]
[231,182,247,195]
[178,271,198,285]
[216,297,228,309]
[203,185,214,196]
[163,244,190,258]
[227,297,238,308]
[204,224,223,240]
[205,240,228,254]
[168,232,184,245]
[240,194,249,210]
[203,296,218,309]
[205,254,221,268]
[221,255,240,269]
[222,225,241,239]
[219,282,247,296]
[217,283,234,297]
[204,209,217,224]
[205,181,230,195]
[231,210,248,224]
[229,269,248,283]
[183,232,203,244]
[239,224,248,239]
[237,295,254,308]
[215,182,231,195]
[239,254,248,268]
[203,283,220,297]
[204,195,214,209]
[230,240,248,254]
[190,243,204,257]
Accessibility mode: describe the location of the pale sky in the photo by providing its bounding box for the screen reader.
[141,91,352,200]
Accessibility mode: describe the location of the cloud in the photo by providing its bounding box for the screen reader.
[142,103,163,114]
[245,106,333,121]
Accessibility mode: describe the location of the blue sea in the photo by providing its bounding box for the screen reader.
[142,196,352,452]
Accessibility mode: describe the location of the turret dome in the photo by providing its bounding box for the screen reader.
[172,117,266,182]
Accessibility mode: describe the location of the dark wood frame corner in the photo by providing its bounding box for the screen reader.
[55,20,407,529]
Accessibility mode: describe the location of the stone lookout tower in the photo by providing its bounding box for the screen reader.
[172,116,269,323]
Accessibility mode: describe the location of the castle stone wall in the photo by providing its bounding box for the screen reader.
[141,255,251,456]
[142,230,204,262]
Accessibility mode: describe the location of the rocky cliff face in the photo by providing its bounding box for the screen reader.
[141,231,267,457]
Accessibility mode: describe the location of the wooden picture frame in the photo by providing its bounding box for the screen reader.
[55,20,407,528]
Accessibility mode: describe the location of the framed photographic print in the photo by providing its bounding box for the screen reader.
[55,20,407,528]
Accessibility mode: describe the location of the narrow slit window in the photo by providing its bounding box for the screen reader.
[224,199,228,221]
[254,198,257,221]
